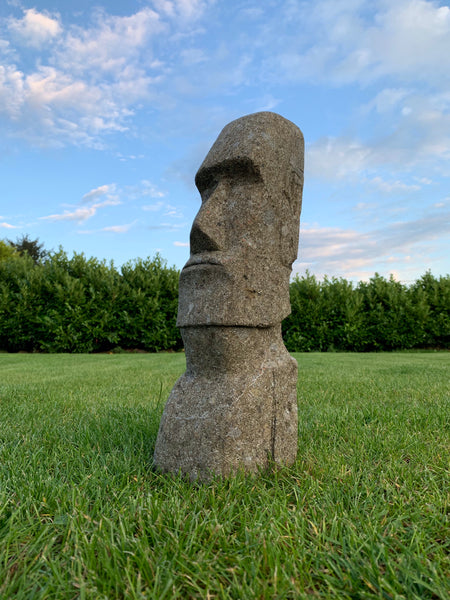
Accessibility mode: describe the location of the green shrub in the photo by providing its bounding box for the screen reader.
[0,245,181,353]
[1,238,448,352]
[283,271,449,352]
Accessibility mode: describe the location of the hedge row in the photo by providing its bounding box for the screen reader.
[1,242,449,352]
[283,271,450,351]
[0,247,181,353]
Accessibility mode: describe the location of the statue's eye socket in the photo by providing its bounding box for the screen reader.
[196,158,261,200]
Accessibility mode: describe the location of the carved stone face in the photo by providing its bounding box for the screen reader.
[177,111,304,327]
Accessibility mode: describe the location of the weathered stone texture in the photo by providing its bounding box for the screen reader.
[154,326,298,480]
[178,111,304,328]
[153,111,304,481]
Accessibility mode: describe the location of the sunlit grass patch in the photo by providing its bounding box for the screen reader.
[0,352,448,599]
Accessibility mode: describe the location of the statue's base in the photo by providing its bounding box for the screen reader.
[153,326,298,482]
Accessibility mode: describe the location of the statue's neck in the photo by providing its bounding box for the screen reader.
[181,325,287,375]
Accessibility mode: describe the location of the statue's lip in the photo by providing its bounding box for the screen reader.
[183,255,224,269]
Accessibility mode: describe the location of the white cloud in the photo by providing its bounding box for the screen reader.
[163,204,183,217]
[152,0,211,21]
[41,206,97,223]
[307,91,450,181]
[0,64,25,119]
[0,8,168,147]
[354,202,377,211]
[269,0,450,87]
[364,88,411,114]
[94,198,121,209]
[295,204,450,280]
[116,153,145,161]
[142,201,165,211]
[8,9,62,48]
[1,0,450,172]
[0,221,16,229]
[367,177,421,193]
[368,0,450,85]
[147,222,186,230]
[82,184,117,203]
[59,9,163,78]
[39,181,169,230]
[124,181,167,208]
[307,137,371,180]
[0,39,11,54]
[102,224,134,233]
[180,48,206,65]
[40,194,121,224]
[0,0,220,149]
[174,241,189,247]
[140,180,166,198]
[24,67,100,111]
[0,63,134,147]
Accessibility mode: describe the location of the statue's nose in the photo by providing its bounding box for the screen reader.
[190,187,226,254]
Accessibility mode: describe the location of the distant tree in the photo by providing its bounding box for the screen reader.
[0,239,17,261]
[7,234,48,264]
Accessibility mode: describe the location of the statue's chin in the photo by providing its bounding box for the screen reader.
[176,260,291,328]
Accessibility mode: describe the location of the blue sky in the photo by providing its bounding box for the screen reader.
[1,0,449,282]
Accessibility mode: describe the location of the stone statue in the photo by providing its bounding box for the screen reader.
[153,111,304,481]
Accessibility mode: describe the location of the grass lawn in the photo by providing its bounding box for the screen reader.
[0,352,448,599]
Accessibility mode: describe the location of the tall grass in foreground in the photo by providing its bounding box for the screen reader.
[0,352,448,599]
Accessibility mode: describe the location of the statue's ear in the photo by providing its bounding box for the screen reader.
[280,170,303,266]
[288,171,303,215]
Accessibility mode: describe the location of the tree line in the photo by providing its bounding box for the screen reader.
[1,236,449,352]
[283,270,450,352]
[0,237,180,353]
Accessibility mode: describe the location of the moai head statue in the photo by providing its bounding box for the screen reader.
[154,112,304,480]
[177,111,304,327]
